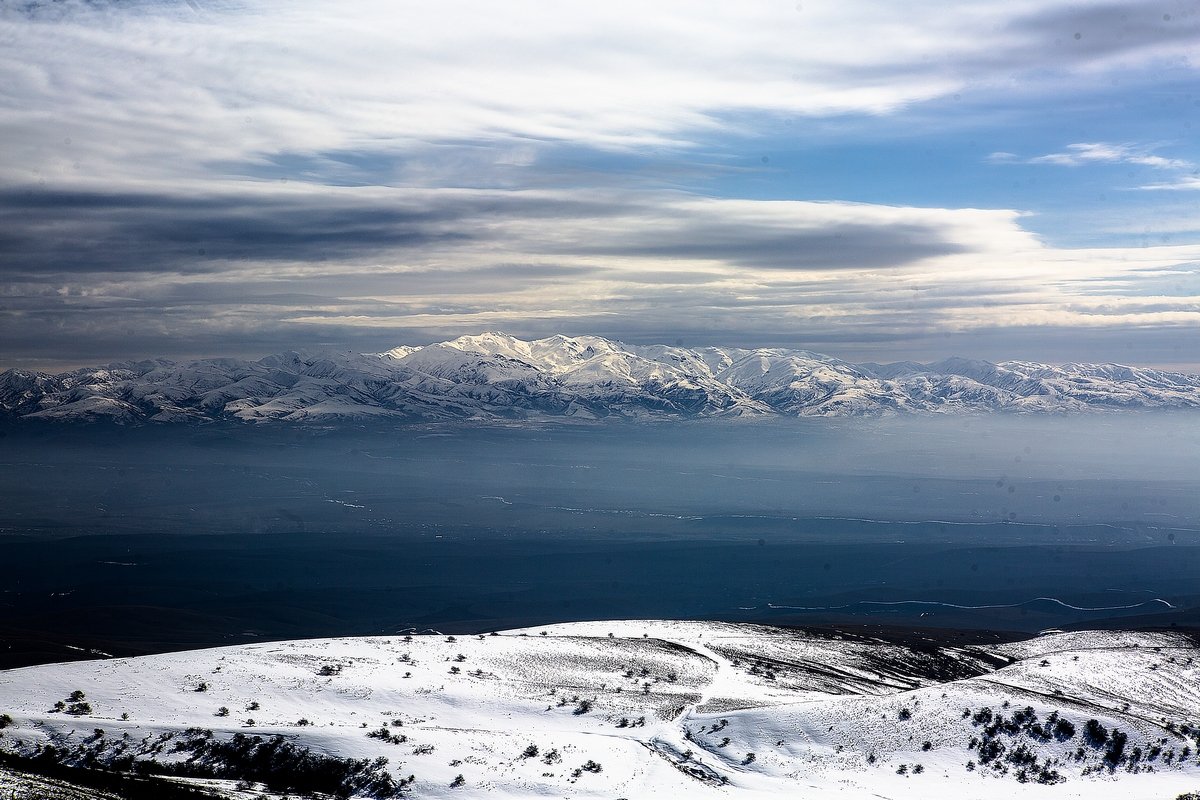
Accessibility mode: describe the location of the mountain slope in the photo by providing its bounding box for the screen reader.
[3,332,1199,423]
[0,622,1198,799]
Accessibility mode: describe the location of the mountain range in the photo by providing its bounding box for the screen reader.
[2,332,1199,423]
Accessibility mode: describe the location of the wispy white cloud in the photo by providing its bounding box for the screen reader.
[1138,175,1200,191]
[1031,143,1191,168]
[991,142,1192,169]
[3,1,1199,188]
[985,152,1020,164]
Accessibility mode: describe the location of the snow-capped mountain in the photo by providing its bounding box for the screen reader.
[1,622,1198,798]
[2,332,1199,423]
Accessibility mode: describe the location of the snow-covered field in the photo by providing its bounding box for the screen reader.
[1,621,1198,799]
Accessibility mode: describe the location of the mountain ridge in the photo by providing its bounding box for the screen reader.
[3,332,1199,423]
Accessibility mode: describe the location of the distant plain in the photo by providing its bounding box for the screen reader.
[2,414,1198,666]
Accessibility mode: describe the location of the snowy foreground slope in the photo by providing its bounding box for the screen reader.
[2,622,1199,799]
[3,332,1200,422]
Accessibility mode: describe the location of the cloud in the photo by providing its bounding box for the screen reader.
[1139,175,1200,191]
[584,222,966,271]
[1030,143,1192,168]
[0,186,629,276]
[3,2,1200,369]
[0,186,1009,279]
[2,182,1199,369]
[4,1,1200,190]
[1004,1,1200,64]
[994,142,1193,169]
[988,142,1199,204]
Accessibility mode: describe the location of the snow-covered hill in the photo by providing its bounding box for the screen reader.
[3,332,1200,423]
[1,622,1198,798]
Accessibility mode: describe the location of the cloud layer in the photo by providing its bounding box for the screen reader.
[2,1,1200,368]
[4,183,1199,368]
[6,0,1199,187]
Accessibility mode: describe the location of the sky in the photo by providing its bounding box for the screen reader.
[2,0,1199,371]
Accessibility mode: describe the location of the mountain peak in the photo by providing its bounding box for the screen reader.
[445,331,526,352]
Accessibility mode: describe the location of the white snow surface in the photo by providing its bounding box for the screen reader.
[3,332,1200,423]
[2,620,1198,798]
